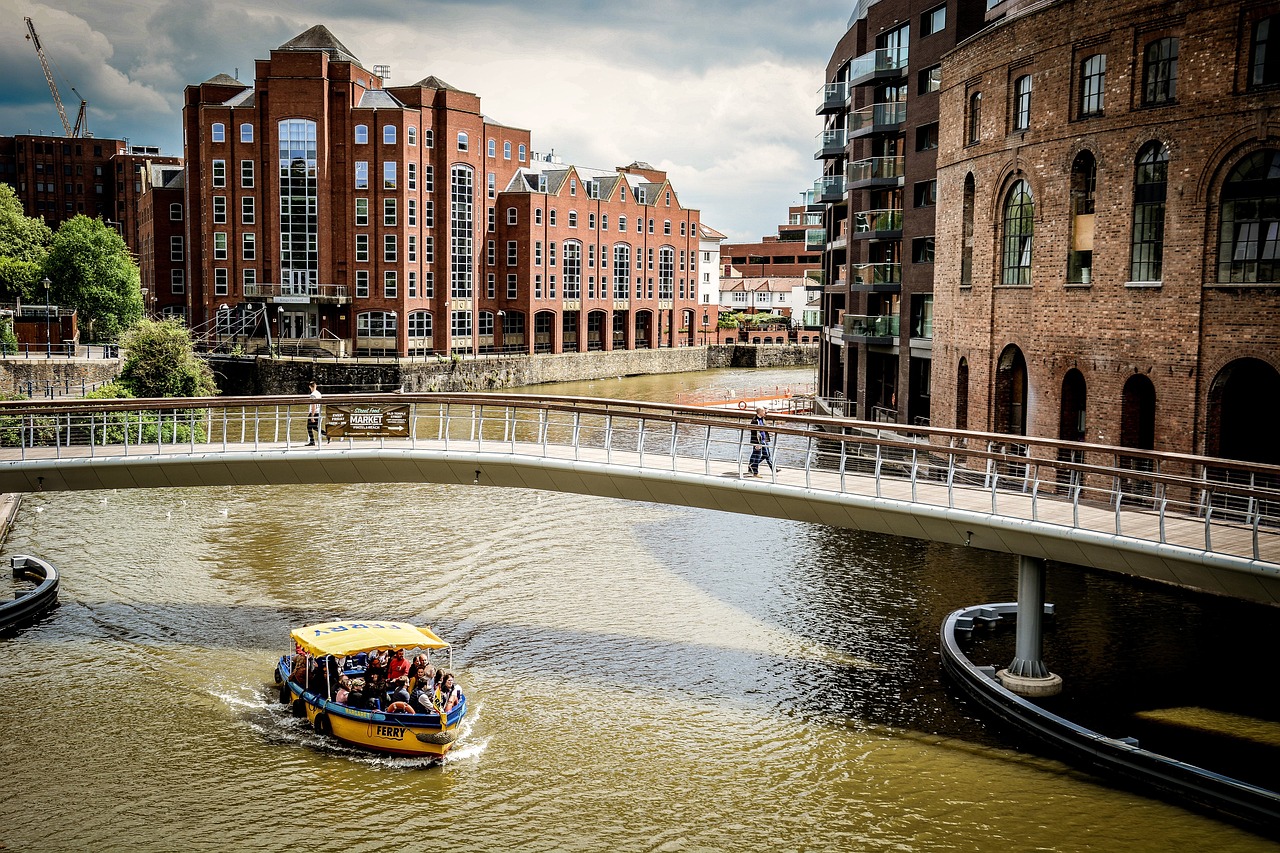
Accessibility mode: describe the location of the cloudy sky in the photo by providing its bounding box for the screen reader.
[2,0,849,241]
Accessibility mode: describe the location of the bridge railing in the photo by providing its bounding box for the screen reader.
[1,394,1277,563]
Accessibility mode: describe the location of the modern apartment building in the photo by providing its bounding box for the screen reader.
[182,26,701,356]
[932,0,1280,464]
[719,206,823,278]
[814,0,985,423]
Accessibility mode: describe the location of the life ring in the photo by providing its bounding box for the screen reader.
[291,697,307,718]
[385,701,415,715]
[738,400,747,409]
[313,712,331,736]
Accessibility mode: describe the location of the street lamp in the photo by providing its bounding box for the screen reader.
[496,310,505,354]
[42,277,51,358]
[701,313,709,346]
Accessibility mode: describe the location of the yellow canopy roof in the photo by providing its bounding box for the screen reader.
[290,620,450,657]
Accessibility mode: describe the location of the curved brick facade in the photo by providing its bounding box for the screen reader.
[933,0,1280,462]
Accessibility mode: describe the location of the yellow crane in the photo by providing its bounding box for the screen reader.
[24,16,87,137]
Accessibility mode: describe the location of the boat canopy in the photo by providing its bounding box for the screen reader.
[290,620,449,657]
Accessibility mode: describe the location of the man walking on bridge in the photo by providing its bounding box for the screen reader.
[747,406,775,477]
[306,380,322,446]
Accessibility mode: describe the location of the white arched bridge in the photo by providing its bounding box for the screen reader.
[1,392,1277,605]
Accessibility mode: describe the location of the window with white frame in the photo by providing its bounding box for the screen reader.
[457,132,469,152]
[356,233,369,262]
[242,196,254,224]
[408,162,417,190]
[356,269,369,298]
[355,125,368,144]
[214,232,227,260]
[355,198,368,226]
[169,202,182,221]
[384,270,398,298]
[384,124,397,145]
[211,123,225,142]
[170,268,184,294]
[507,273,517,298]
[507,207,518,225]
[242,232,255,260]
[384,198,397,226]
[383,162,397,189]
[384,234,397,262]
[355,161,368,189]
[241,160,254,188]
[408,198,417,226]
[213,195,226,224]
[212,160,226,187]
[170,236,183,261]
[214,268,228,295]
[357,311,397,336]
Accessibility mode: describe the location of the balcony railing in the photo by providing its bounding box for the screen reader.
[805,228,827,251]
[813,175,846,203]
[847,155,905,185]
[843,313,900,339]
[850,263,902,289]
[816,128,848,159]
[817,81,849,114]
[848,47,909,86]
[243,282,351,303]
[852,208,903,234]
[848,102,907,135]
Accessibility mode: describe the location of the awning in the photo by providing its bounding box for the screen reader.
[290,620,450,657]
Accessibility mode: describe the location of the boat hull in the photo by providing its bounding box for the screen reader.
[277,660,465,759]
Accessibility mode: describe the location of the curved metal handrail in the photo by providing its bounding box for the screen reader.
[0,554,59,633]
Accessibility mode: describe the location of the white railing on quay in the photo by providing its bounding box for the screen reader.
[1,393,1278,564]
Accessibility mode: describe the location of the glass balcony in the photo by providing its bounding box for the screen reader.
[849,263,902,290]
[815,128,847,160]
[848,102,907,136]
[852,208,903,234]
[842,313,900,339]
[817,81,849,114]
[813,175,846,203]
[849,47,909,86]
[805,228,827,251]
[847,155,905,186]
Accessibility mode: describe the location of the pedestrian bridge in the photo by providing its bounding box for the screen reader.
[1,393,1277,605]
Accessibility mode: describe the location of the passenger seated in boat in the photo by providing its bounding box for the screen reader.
[387,648,410,681]
[387,676,412,708]
[363,670,389,710]
[345,678,371,709]
[334,675,352,705]
[289,654,308,685]
[438,672,462,714]
[365,650,388,682]
[409,658,435,692]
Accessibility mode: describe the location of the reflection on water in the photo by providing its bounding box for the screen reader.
[1,367,1277,851]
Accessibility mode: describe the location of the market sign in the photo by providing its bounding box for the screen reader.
[323,404,410,439]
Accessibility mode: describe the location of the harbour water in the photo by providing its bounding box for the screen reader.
[1,366,1277,851]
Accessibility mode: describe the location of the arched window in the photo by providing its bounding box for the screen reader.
[1130,142,1168,282]
[423,128,433,148]
[487,138,496,157]
[240,123,254,143]
[961,173,975,286]
[618,215,627,232]
[968,91,982,144]
[568,210,578,227]
[383,125,397,145]
[356,311,397,337]
[504,141,512,159]
[408,310,432,340]
[1001,179,1034,285]
[457,131,469,152]
[211,122,225,142]
[407,126,417,146]
[1217,149,1280,283]
[1012,75,1032,131]
[956,358,970,432]
[354,125,368,144]
[1069,151,1096,283]
[518,143,527,161]
[1142,38,1179,105]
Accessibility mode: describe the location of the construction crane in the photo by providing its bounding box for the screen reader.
[24,16,87,138]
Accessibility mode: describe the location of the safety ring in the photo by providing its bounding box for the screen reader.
[738,401,748,409]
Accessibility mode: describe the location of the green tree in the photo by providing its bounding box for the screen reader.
[117,318,218,398]
[42,215,142,342]
[0,184,53,302]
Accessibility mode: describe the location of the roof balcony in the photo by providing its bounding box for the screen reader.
[816,81,849,115]
[848,47,909,87]
[851,208,903,239]
[847,155,905,189]
[815,128,848,160]
[805,227,827,252]
[842,312,900,343]
[848,101,906,139]
[849,263,902,292]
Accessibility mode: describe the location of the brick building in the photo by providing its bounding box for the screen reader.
[136,161,187,320]
[814,0,987,423]
[720,205,823,278]
[933,0,1280,464]
[183,26,701,356]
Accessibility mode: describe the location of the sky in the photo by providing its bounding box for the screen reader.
[1,0,850,242]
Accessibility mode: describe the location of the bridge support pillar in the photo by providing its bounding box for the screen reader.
[997,555,1063,698]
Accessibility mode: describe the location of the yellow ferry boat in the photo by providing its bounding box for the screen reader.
[274,620,466,759]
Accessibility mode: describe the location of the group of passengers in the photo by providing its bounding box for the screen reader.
[290,647,461,715]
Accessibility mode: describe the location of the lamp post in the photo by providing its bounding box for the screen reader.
[496,310,505,354]
[42,277,51,358]
[140,288,149,320]
[701,313,709,346]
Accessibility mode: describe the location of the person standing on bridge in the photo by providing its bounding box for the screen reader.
[306,380,322,446]
[746,406,776,477]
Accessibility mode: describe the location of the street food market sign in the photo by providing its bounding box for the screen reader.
[323,404,410,439]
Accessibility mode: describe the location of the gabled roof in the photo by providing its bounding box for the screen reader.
[277,25,361,64]
[699,224,727,241]
[357,89,403,108]
[202,73,245,87]
[412,75,471,94]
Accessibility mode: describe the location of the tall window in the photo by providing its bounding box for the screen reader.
[1001,179,1034,285]
[457,132,469,152]
[658,246,674,299]
[1080,54,1106,117]
[1130,142,1168,282]
[967,92,982,144]
[355,125,368,144]
[211,123,225,143]
[383,124,397,144]
[1142,38,1178,105]
[279,119,319,290]
[563,241,582,299]
[1012,75,1031,131]
[212,160,226,187]
[614,244,631,299]
[1068,151,1097,284]
[1218,149,1280,283]
[961,174,974,286]
[1252,15,1280,88]
[240,123,253,143]
[451,165,474,298]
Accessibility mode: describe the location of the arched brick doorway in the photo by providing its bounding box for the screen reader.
[956,357,969,431]
[994,345,1028,436]
[1207,358,1280,464]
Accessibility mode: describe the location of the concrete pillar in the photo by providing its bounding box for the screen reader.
[997,555,1063,697]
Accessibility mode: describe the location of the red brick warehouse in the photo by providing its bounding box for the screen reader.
[182,26,703,357]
